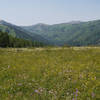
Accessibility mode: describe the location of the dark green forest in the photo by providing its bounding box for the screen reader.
[0,31,44,48]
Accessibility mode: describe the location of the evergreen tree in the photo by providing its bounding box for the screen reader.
[0,31,44,48]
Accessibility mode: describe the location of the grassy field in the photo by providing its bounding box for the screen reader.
[0,47,100,100]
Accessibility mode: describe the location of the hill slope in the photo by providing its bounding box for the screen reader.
[0,31,44,47]
[23,20,100,46]
[0,20,49,44]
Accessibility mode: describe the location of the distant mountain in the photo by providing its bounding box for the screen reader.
[1,19,100,46]
[23,20,100,46]
[22,23,50,35]
[0,20,49,44]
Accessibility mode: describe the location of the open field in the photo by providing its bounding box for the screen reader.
[0,47,100,100]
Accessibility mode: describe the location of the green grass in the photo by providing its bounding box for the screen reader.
[0,47,100,100]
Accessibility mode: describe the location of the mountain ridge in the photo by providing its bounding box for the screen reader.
[22,19,100,46]
[0,20,49,45]
[0,19,100,46]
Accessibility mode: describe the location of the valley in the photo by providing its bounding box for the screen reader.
[1,20,100,46]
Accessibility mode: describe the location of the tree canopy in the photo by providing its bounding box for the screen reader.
[0,31,44,48]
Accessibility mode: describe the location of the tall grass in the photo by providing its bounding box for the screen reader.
[0,47,100,100]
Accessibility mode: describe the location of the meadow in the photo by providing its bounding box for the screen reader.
[0,47,100,100]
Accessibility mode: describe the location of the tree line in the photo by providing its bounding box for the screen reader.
[0,31,44,48]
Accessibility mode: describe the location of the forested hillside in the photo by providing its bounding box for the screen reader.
[23,20,100,46]
[1,19,100,46]
[0,31,44,48]
[0,20,49,45]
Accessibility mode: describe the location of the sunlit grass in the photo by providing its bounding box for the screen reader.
[0,47,100,100]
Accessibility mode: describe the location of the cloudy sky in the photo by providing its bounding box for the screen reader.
[0,0,100,25]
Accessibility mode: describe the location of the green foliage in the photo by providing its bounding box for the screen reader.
[0,21,49,45]
[23,20,100,46]
[0,47,100,100]
[1,20,100,46]
[0,31,44,48]
[0,31,9,47]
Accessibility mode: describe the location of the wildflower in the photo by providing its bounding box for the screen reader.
[76,88,78,93]
[72,98,76,100]
[39,88,44,92]
[17,83,22,86]
[66,92,69,95]
[72,98,77,100]
[35,89,40,94]
[91,92,95,98]
[34,88,44,94]
[8,65,10,68]
[49,90,54,94]
[75,88,79,97]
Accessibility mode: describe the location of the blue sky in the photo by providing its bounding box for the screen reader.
[0,0,100,25]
